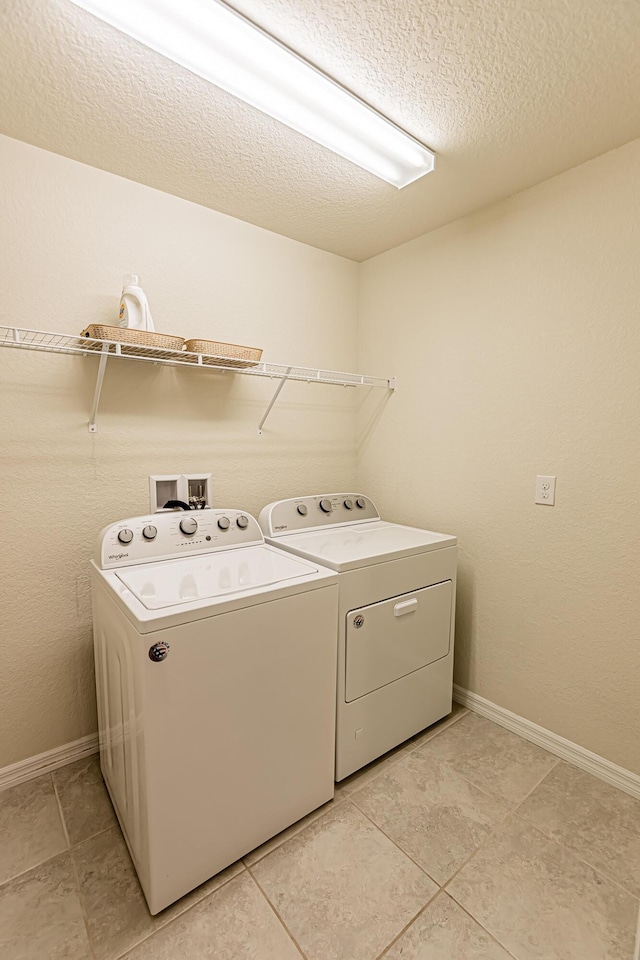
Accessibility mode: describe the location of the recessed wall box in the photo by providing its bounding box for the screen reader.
[149,475,181,513]
[186,474,212,510]
[149,474,212,512]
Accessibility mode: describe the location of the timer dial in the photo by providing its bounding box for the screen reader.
[179,517,198,535]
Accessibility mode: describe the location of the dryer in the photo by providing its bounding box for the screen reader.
[259,494,456,780]
[91,508,338,914]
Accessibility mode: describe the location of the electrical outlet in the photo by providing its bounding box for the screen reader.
[535,475,556,506]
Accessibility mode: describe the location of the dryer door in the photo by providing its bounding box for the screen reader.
[345,581,452,702]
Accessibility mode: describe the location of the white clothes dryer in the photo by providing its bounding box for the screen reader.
[90,508,338,914]
[259,494,457,781]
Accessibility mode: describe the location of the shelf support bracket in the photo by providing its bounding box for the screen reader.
[258,367,292,435]
[88,344,109,433]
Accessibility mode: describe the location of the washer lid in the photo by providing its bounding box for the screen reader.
[267,520,456,571]
[115,544,321,609]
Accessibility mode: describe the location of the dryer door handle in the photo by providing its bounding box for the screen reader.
[394,598,418,617]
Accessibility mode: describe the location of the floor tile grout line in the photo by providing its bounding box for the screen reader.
[445,809,640,951]
[509,807,640,904]
[372,885,442,960]
[341,709,471,801]
[0,772,68,890]
[51,775,98,960]
[440,760,640,953]
[351,707,559,813]
[244,863,310,960]
[265,735,502,874]
[450,753,562,811]
[350,775,502,891]
[242,722,479,872]
[71,823,119,850]
[0,819,124,893]
[347,796,441,887]
[399,708,470,758]
[349,757,558,905]
[338,707,470,797]
[83,774,442,960]
[373,889,521,960]
[439,758,563,898]
[402,731,561,807]
[449,894,520,959]
[0,842,77,891]
[68,845,98,960]
[242,796,347,868]
[337,754,409,797]
[247,796,441,960]
[384,709,470,763]
[68,827,247,960]
[347,727,563,894]
[509,766,640,901]
[113,866,247,960]
[193,747,638,952]
[349,739,534,812]
[51,772,72,849]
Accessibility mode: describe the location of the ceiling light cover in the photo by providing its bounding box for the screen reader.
[66,0,435,188]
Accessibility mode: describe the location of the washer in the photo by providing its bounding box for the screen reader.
[259,494,457,781]
[91,508,338,914]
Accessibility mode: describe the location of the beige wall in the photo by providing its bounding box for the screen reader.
[0,135,359,768]
[358,137,640,775]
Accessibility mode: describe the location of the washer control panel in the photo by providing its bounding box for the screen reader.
[97,509,261,568]
[259,493,379,537]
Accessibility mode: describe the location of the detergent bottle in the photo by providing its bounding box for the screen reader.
[118,275,155,332]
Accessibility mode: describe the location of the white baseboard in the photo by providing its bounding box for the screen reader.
[3,689,640,803]
[454,684,640,801]
[0,733,99,792]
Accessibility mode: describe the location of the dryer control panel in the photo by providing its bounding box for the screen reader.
[259,493,379,537]
[96,509,263,569]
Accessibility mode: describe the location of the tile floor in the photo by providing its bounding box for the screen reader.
[1,704,638,960]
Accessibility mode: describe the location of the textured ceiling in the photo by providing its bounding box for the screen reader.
[1,0,640,261]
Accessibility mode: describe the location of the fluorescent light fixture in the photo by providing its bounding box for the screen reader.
[67,0,435,188]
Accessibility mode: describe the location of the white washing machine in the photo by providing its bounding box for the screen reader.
[90,508,338,914]
[259,494,457,780]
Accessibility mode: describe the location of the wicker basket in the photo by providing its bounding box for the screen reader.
[80,324,185,356]
[184,338,263,368]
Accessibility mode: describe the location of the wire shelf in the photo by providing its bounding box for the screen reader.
[0,325,391,386]
[0,324,395,432]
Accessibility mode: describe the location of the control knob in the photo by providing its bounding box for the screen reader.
[218,517,230,530]
[355,497,366,509]
[236,515,249,529]
[179,517,198,536]
[117,528,133,544]
[344,499,353,510]
[319,499,332,513]
[142,525,157,541]
[296,504,308,516]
